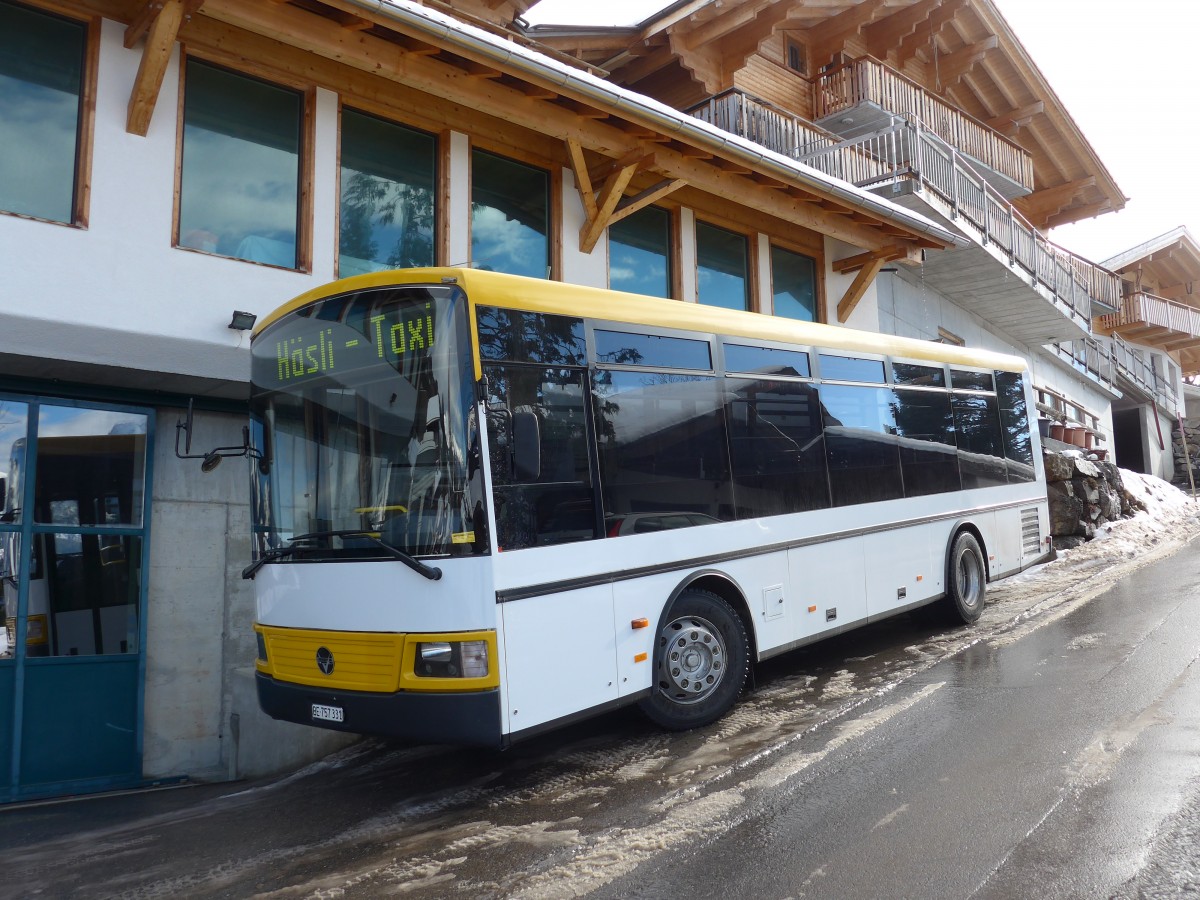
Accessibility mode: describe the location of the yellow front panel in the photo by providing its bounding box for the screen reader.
[259,626,405,692]
[256,626,501,693]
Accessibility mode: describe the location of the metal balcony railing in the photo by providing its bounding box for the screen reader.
[1050,333,1178,413]
[1049,337,1115,393]
[814,56,1035,192]
[686,89,1122,323]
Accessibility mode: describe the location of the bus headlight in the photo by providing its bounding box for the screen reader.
[415,640,489,678]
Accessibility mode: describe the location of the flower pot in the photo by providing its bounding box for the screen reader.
[1037,418,1051,438]
[1049,423,1066,442]
[1093,448,1107,461]
[1083,430,1094,450]
[1069,427,1087,447]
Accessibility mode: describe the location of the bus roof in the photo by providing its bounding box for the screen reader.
[256,268,1028,374]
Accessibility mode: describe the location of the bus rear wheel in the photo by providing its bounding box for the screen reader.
[943,531,987,625]
[639,589,749,730]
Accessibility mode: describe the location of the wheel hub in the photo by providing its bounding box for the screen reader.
[658,616,726,704]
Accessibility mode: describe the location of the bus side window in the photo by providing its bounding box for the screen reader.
[484,365,597,551]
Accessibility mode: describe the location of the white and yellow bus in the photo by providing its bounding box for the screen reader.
[248,268,1050,745]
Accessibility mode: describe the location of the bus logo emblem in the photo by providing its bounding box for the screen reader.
[316,647,335,675]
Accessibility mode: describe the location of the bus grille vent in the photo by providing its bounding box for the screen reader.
[1020,507,1042,556]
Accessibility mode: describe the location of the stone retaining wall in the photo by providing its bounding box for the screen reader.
[1044,449,1143,551]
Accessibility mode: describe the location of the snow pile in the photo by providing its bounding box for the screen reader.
[1090,469,1199,550]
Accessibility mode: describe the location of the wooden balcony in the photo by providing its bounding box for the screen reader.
[1095,292,1200,351]
[813,57,1035,197]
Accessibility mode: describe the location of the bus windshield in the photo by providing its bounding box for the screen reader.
[249,284,486,561]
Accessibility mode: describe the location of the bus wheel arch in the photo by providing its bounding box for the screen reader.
[941,524,988,625]
[638,571,752,730]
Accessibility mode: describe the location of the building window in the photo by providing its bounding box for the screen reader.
[338,108,436,277]
[178,60,304,268]
[771,244,817,321]
[697,221,750,311]
[785,38,807,75]
[609,206,671,298]
[0,1,87,224]
[472,149,549,278]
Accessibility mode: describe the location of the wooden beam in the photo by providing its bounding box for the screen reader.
[1017,176,1096,222]
[607,178,687,227]
[126,0,185,136]
[837,254,888,322]
[891,0,968,64]
[807,1,890,67]
[579,152,648,253]
[985,100,1044,131]
[565,138,597,221]
[934,35,998,85]
[1041,199,1113,230]
[832,245,917,274]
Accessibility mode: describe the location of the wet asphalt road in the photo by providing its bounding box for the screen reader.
[2,532,1200,899]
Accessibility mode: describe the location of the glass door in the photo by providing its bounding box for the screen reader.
[0,396,152,801]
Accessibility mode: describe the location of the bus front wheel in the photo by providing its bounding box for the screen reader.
[639,589,750,730]
[943,532,987,625]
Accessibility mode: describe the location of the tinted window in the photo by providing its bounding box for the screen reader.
[727,378,829,517]
[819,354,886,383]
[472,150,549,278]
[951,369,995,391]
[724,344,810,378]
[477,307,586,366]
[995,370,1035,483]
[951,394,1007,488]
[594,330,711,370]
[893,362,945,387]
[485,365,595,551]
[609,206,671,298]
[0,2,86,223]
[771,245,817,321]
[179,61,302,267]
[821,384,903,506]
[338,109,435,276]
[592,371,732,524]
[893,388,961,497]
[696,221,749,311]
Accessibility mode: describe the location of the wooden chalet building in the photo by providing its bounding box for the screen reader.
[0,0,1168,801]
[1095,228,1200,477]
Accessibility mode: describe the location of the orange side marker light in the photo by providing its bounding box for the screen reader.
[632,618,649,629]
[634,652,648,663]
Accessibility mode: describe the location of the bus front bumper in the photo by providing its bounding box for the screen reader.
[255,672,503,747]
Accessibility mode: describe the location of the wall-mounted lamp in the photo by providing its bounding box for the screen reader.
[228,310,257,331]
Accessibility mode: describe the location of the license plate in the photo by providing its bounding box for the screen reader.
[311,703,344,723]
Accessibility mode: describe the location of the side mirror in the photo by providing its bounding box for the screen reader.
[511,411,541,482]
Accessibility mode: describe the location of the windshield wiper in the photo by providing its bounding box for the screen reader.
[241,542,306,580]
[242,530,442,581]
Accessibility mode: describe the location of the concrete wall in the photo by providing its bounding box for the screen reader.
[145,409,354,782]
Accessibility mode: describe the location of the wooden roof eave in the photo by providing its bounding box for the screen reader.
[972,0,1126,217]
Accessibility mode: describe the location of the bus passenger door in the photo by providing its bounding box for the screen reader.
[499,583,618,736]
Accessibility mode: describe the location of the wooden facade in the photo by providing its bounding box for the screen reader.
[532,0,1126,231]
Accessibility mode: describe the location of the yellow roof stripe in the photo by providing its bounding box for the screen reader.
[254,268,1027,373]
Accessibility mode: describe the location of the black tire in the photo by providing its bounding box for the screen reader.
[638,588,750,730]
[942,531,987,624]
